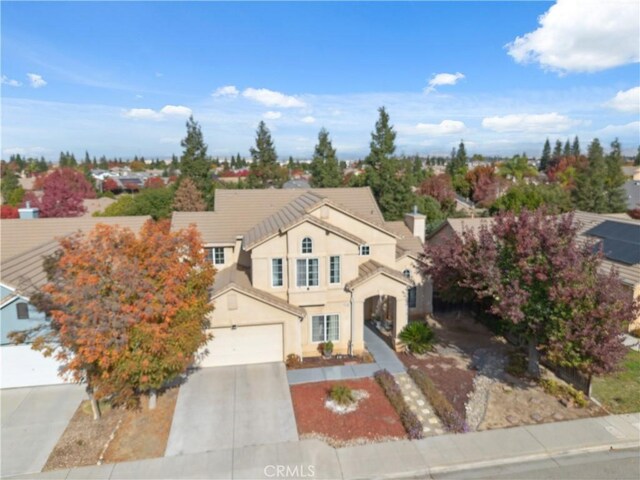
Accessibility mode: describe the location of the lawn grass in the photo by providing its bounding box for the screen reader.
[591,350,640,414]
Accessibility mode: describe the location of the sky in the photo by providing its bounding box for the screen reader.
[1,0,639,161]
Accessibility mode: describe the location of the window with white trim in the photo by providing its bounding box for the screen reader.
[312,314,340,342]
[301,237,313,254]
[296,258,319,287]
[213,247,225,265]
[359,244,370,256]
[272,258,283,287]
[329,256,341,284]
[403,269,411,278]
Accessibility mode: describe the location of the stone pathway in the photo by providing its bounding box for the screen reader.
[395,372,443,437]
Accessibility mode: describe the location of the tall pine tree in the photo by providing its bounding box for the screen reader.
[573,139,608,212]
[248,121,282,188]
[179,116,213,207]
[363,107,413,220]
[540,139,551,172]
[571,136,580,157]
[604,138,628,213]
[309,128,342,188]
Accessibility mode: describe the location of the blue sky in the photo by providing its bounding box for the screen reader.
[2,1,639,161]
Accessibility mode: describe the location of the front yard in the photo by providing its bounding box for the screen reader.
[592,350,640,414]
[44,388,178,470]
[290,378,407,447]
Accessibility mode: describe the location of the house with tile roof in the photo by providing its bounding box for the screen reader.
[172,187,432,367]
[0,212,151,388]
[427,211,640,331]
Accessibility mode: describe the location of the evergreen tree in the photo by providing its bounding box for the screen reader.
[563,139,571,157]
[573,139,608,212]
[1,168,20,205]
[540,139,551,172]
[363,107,413,220]
[571,136,581,157]
[179,116,212,207]
[604,138,628,213]
[553,140,563,159]
[309,128,342,188]
[635,146,640,166]
[248,121,282,188]
[447,140,468,177]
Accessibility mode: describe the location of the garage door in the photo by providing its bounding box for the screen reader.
[199,324,283,368]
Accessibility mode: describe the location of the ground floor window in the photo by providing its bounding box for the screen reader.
[311,314,339,342]
[408,287,417,308]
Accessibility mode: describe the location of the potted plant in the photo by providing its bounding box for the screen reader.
[321,340,334,359]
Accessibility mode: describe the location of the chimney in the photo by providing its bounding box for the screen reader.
[18,201,39,220]
[404,205,426,244]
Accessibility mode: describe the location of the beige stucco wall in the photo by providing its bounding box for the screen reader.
[208,290,302,358]
[396,255,432,318]
[630,284,640,332]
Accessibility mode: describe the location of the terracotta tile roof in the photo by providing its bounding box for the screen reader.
[1,216,151,262]
[210,264,306,317]
[172,187,388,244]
[345,259,413,291]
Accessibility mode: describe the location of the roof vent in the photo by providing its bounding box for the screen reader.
[18,201,40,220]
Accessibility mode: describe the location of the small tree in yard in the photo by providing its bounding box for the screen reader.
[422,208,637,377]
[21,220,215,418]
[26,168,96,217]
[172,177,206,211]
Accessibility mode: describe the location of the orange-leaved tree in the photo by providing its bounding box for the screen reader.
[28,219,215,418]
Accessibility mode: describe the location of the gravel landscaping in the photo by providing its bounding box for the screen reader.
[290,378,406,447]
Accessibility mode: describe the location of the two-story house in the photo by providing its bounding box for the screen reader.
[172,187,432,367]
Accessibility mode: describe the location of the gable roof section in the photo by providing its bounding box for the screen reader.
[345,259,413,291]
[210,264,305,317]
[242,191,372,250]
[1,240,60,297]
[385,221,423,259]
[172,187,388,244]
[1,216,152,261]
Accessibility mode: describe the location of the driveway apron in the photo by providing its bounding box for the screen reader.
[165,363,298,457]
[1,384,85,477]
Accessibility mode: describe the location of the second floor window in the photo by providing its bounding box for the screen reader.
[213,247,225,265]
[329,256,341,284]
[272,258,283,287]
[296,258,319,287]
[301,237,313,254]
[359,244,370,256]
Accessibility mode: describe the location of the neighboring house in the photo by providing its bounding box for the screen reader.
[172,187,432,368]
[0,210,151,388]
[623,179,640,210]
[427,211,640,331]
[283,179,311,189]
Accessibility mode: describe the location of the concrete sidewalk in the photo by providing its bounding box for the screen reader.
[10,413,639,479]
[287,325,405,385]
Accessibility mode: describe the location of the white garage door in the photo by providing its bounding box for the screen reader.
[200,324,283,368]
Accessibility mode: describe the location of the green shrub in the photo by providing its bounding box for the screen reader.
[329,384,354,406]
[398,322,435,354]
[407,367,468,433]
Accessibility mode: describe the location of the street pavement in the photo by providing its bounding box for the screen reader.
[8,412,639,479]
[1,384,84,478]
[164,363,298,457]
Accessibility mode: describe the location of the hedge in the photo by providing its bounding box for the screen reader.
[374,369,423,440]
[406,367,468,433]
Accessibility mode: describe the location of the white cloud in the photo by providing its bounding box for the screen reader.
[606,87,640,113]
[1,75,22,87]
[415,120,466,136]
[598,121,640,136]
[482,112,578,133]
[160,105,192,117]
[123,105,191,121]
[27,73,47,88]
[242,87,306,108]
[301,116,316,124]
[263,111,282,120]
[212,85,239,97]
[506,0,640,73]
[424,72,465,94]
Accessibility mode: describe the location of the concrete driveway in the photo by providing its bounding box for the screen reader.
[165,363,298,457]
[1,384,85,477]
